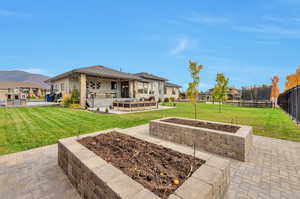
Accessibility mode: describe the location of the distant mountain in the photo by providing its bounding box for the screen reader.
[0,70,50,88]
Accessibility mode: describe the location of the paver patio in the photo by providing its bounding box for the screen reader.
[1,124,300,199]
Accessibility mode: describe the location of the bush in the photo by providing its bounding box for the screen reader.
[69,104,81,109]
[105,107,109,113]
[71,89,80,104]
[158,98,162,103]
[28,93,37,99]
[164,98,169,103]
[169,97,175,102]
[62,94,71,107]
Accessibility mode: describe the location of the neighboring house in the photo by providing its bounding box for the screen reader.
[0,81,48,106]
[199,87,241,101]
[45,65,181,108]
[164,82,181,99]
[241,85,271,101]
[199,89,214,101]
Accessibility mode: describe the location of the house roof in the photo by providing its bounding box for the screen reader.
[134,72,168,81]
[165,82,182,88]
[45,65,149,82]
[0,81,47,90]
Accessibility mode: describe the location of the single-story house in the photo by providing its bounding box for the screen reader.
[164,82,181,99]
[199,87,241,101]
[45,65,181,108]
[0,81,48,106]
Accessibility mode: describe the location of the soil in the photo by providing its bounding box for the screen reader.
[163,118,240,133]
[78,131,205,199]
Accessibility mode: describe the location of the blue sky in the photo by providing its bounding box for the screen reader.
[0,0,300,91]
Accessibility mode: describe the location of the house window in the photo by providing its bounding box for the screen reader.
[15,95,19,100]
[164,87,167,95]
[111,81,117,90]
[96,81,101,89]
[61,83,65,92]
[89,81,96,89]
[7,94,11,100]
[143,83,148,94]
[138,82,143,88]
[138,89,144,94]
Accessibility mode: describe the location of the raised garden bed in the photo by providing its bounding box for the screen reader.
[58,128,230,199]
[79,132,205,198]
[162,118,240,133]
[150,117,253,161]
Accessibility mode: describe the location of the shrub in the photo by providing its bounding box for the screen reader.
[28,94,37,99]
[105,107,109,113]
[164,98,169,103]
[158,98,162,103]
[69,104,81,109]
[71,89,80,104]
[169,97,175,102]
[62,94,71,107]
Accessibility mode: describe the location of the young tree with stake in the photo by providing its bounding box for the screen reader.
[212,73,229,113]
[187,61,203,119]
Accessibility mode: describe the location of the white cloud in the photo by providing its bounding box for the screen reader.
[0,9,30,18]
[262,16,285,23]
[234,24,300,36]
[169,38,189,55]
[187,16,229,25]
[0,9,16,17]
[263,16,300,24]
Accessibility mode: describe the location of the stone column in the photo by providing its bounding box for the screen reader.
[29,88,34,98]
[129,80,134,98]
[80,74,87,108]
[37,89,42,97]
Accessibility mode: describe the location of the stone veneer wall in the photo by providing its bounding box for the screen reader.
[58,128,231,199]
[149,117,253,162]
[80,73,87,108]
[58,141,121,199]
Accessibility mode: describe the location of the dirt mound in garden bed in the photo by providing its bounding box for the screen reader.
[163,118,240,133]
[78,131,205,199]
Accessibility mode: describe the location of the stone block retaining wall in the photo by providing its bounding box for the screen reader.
[58,128,230,199]
[150,117,253,161]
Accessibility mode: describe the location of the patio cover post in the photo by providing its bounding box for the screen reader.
[80,73,87,108]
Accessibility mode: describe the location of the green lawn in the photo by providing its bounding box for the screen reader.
[0,103,299,155]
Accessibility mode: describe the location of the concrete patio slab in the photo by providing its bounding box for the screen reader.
[1,124,300,199]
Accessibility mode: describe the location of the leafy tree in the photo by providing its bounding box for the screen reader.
[212,73,229,113]
[187,61,204,119]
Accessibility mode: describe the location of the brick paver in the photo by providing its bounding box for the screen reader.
[0,124,300,199]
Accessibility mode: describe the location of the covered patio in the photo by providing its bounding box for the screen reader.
[75,66,149,108]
